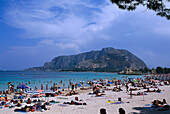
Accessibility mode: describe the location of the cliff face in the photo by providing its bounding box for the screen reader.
[26,47,147,71]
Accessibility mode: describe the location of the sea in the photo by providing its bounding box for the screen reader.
[0,71,146,91]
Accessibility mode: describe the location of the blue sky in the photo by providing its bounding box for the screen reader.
[0,0,170,70]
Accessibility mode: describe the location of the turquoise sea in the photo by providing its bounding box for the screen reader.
[0,71,146,91]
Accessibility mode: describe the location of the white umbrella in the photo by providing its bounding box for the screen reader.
[41,90,55,109]
[25,90,40,106]
[25,90,40,95]
[41,90,55,94]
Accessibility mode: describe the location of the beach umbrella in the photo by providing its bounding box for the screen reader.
[41,90,55,94]
[25,90,40,106]
[150,79,160,83]
[92,81,97,84]
[37,89,44,93]
[78,83,83,87]
[41,90,55,108]
[154,80,160,83]
[137,78,140,81]
[17,84,30,89]
[108,82,112,84]
[145,81,150,83]
[133,80,137,82]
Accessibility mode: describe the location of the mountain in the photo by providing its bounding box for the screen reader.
[25,47,147,71]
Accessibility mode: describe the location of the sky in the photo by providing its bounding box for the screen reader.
[0,0,170,70]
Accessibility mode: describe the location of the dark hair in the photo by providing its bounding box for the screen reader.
[119,108,125,114]
[100,108,106,114]
[163,99,166,104]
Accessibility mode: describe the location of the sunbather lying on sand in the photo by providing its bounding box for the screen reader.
[152,99,170,108]
[63,91,78,96]
[130,88,140,91]
[128,92,147,96]
[80,87,91,90]
[145,88,162,92]
[112,87,122,92]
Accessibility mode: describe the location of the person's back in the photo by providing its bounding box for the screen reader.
[119,108,125,114]
[100,108,106,114]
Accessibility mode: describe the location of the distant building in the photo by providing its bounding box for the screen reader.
[118,66,142,75]
[125,66,133,74]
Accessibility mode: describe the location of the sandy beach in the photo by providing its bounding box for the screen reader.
[1,84,170,114]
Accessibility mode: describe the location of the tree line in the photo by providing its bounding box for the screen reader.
[139,67,170,74]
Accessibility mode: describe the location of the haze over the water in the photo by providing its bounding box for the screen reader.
[0,0,170,70]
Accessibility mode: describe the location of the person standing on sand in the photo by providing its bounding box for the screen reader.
[115,81,117,88]
[68,85,70,91]
[75,83,77,90]
[130,89,132,99]
[72,84,74,90]
[119,108,125,114]
[126,84,129,93]
[100,108,107,114]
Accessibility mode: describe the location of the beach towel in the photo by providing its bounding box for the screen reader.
[144,104,154,109]
[50,101,60,103]
[107,101,115,103]
[107,100,124,104]
[111,101,124,104]
[95,95,104,97]
[57,97,68,99]
[58,104,68,107]
[14,110,28,113]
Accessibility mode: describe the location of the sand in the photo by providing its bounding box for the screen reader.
[1,85,170,114]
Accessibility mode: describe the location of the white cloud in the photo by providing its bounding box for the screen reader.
[4,0,121,53]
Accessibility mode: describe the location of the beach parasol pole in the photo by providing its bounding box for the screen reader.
[143,91,145,101]
[81,99,83,109]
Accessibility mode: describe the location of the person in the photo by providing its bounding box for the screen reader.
[156,88,161,92]
[126,84,129,93]
[96,87,100,96]
[115,81,117,88]
[60,80,62,84]
[119,108,125,114]
[5,95,8,101]
[75,84,77,90]
[41,84,43,90]
[112,87,119,92]
[130,89,132,99]
[72,84,74,90]
[100,108,106,114]
[118,86,123,91]
[68,85,70,91]
[27,98,31,104]
[163,99,167,104]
